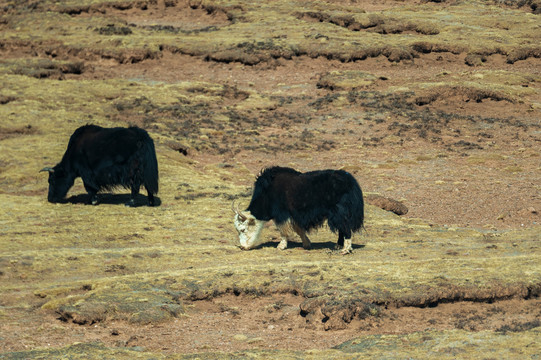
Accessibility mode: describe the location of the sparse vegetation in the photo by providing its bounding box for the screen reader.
[0,0,539,358]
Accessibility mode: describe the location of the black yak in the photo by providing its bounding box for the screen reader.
[233,166,364,254]
[41,124,159,206]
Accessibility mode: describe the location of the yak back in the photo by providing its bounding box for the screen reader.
[248,166,301,222]
[58,124,158,193]
[247,166,364,233]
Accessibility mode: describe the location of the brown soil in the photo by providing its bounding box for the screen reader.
[1,49,539,353]
[2,294,540,354]
[1,0,540,355]
[74,51,539,230]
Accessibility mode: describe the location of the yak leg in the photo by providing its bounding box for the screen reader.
[341,238,353,255]
[126,186,139,207]
[277,237,288,250]
[147,192,155,207]
[276,221,295,250]
[276,228,289,250]
[336,231,345,249]
[84,183,99,205]
[145,186,155,207]
[293,223,311,250]
[337,231,352,254]
[276,221,311,250]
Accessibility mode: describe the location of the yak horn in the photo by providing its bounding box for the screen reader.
[40,167,54,173]
[232,201,247,221]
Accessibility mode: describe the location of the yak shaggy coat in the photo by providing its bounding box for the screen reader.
[234,166,364,253]
[42,125,159,206]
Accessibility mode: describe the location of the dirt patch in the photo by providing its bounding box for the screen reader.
[101,0,233,31]
[296,10,440,36]
[0,58,85,79]
[34,49,538,230]
[1,0,540,358]
[0,124,37,141]
[1,294,539,354]
[365,194,408,215]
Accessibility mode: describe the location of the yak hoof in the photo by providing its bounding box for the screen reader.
[340,239,353,255]
[277,239,288,250]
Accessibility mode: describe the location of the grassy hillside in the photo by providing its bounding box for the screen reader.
[1,0,540,358]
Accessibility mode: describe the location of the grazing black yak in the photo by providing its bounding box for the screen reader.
[233,166,364,254]
[41,124,158,206]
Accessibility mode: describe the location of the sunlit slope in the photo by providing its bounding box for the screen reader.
[1,0,540,356]
[2,0,540,64]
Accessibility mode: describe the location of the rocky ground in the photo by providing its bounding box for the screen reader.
[0,0,540,358]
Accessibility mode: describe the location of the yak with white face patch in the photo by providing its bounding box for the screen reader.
[233,166,364,254]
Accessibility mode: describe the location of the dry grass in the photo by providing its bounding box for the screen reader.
[1,82,539,352]
[3,327,540,359]
[1,0,540,358]
[2,0,541,64]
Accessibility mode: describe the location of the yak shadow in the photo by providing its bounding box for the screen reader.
[259,240,365,252]
[65,193,161,207]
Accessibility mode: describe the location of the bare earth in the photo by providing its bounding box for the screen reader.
[94,51,541,230]
[5,294,541,354]
[0,0,540,356]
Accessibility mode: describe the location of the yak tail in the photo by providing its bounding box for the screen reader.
[140,134,159,195]
[328,175,364,237]
[343,181,365,233]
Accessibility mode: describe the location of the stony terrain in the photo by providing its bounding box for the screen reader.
[0,0,540,358]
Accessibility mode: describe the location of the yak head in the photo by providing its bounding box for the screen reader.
[233,202,265,250]
[40,165,75,203]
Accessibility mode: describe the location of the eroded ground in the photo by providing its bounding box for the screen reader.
[0,0,540,358]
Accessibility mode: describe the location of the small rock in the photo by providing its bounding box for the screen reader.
[233,334,248,341]
[166,141,189,155]
[247,337,264,344]
[365,194,408,215]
